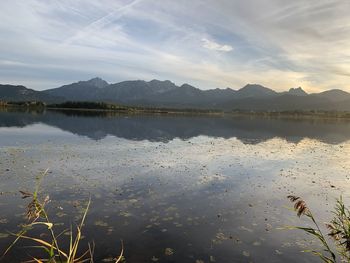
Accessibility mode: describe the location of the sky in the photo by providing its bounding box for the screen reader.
[1,0,350,92]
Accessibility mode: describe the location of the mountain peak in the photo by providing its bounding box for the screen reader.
[147,79,177,93]
[320,89,349,95]
[86,77,109,89]
[241,83,265,89]
[288,87,307,96]
[180,83,201,92]
[239,84,275,93]
[315,89,350,102]
[237,84,277,98]
[149,79,174,84]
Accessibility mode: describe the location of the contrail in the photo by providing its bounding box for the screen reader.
[62,0,143,46]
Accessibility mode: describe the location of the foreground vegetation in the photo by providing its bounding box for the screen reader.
[286,195,350,262]
[1,169,123,263]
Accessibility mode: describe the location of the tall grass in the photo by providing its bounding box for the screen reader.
[1,169,124,263]
[286,195,350,263]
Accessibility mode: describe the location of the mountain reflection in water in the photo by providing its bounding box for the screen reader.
[1,109,350,144]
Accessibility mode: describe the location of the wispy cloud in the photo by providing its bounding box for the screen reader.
[0,0,350,92]
[63,0,142,46]
[201,38,233,52]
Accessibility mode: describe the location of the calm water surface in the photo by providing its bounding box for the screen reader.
[1,110,350,262]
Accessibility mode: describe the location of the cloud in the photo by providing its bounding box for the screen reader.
[0,0,350,92]
[201,38,233,52]
[63,0,142,46]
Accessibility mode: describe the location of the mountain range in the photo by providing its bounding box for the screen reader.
[1,77,350,111]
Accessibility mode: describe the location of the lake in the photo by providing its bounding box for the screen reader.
[1,109,350,262]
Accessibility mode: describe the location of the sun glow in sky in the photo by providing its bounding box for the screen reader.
[1,0,350,92]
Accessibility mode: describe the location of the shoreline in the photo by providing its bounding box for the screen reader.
[2,103,350,120]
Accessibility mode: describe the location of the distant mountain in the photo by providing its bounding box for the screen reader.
[0,84,62,103]
[235,84,277,99]
[313,89,350,102]
[147,79,178,93]
[98,80,178,103]
[286,87,308,96]
[153,84,207,106]
[87,77,109,89]
[44,77,108,101]
[2,77,350,111]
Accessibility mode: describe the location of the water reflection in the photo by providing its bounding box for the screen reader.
[1,109,350,144]
[1,109,350,262]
